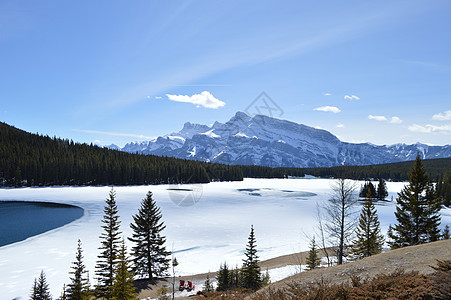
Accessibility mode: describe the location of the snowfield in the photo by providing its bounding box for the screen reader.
[0,178,450,299]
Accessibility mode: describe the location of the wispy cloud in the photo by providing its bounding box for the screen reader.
[390,116,402,124]
[400,60,451,73]
[368,115,387,121]
[174,84,232,87]
[75,129,154,139]
[432,110,451,121]
[314,106,341,113]
[344,94,360,101]
[323,93,332,96]
[166,91,225,109]
[337,123,345,128]
[408,124,451,134]
[368,115,402,124]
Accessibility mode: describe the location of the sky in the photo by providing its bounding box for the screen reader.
[1,0,450,147]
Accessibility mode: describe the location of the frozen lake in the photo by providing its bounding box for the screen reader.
[0,178,450,299]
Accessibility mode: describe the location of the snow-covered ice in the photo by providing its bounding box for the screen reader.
[0,178,450,299]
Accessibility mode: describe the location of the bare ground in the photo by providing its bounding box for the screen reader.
[136,239,451,299]
[262,239,451,294]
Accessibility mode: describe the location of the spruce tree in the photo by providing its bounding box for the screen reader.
[216,262,230,291]
[305,237,321,270]
[30,270,52,300]
[129,191,170,279]
[376,178,388,201]
[111,241,137,300]
[203,274,214,292]
[351,190,384,259]
[67,239,90,300]
[96,188,122,298]
[443,225,450,239]
[241,225,262,290]
[388,155,442,248]
[228,266,241,289]
[359,181,376,198]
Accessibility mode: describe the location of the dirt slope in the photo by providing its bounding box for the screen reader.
[267,239,451,292]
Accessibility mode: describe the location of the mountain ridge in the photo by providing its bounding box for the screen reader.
[118,112,451,168]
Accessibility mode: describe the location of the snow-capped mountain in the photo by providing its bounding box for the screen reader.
[118,112,451,168]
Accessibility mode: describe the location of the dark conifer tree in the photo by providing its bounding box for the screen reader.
[359,181,376,198]
[305,237,321,270]
[443,225,450,239]
[129,191,170,279]
[95,188,122,299]
[67,240,89,300]
[111,241,137,300]
[203,274,214,292]
[376,178,388,201]
[388,155,442,248]
[228,266,241,289]
[216,262,230,291]
[351,190,384,259]
[436,172,451,207]
[30,270,52,300]
[241,225,262,290]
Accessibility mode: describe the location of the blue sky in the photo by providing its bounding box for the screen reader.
[1,0,450,146]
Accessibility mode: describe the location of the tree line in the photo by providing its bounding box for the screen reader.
[2,121,450,189]
[0,122,244,187]
[299,157,451,182]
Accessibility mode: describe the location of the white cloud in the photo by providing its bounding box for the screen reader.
[155,96,162,99]
[336,123,345,128]
[314,106,341,113]
[408,124,451,134]
[432,110,451,121]
[323,93,331,96]
[344,94,360,101]
[368,115,388,121]
[75,129,154,139]
[390,116,402,124]
[166,91,225,109]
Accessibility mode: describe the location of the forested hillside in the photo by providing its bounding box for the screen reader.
[299,158,451,181]
[0,122,243,187]
[1,121,450,187]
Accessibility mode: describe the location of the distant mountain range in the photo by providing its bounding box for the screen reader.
[110,112,451,168]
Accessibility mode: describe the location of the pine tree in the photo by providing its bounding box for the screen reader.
[31,270,52,300]
[241,225,262,290]
[67,239,90,300]
[96,188,122,299]
[359,181,376,198]
[351,190,384,259]
[376,178,388,201]
[111,241,137,300]
[129,191,170,280]
[443,225,450,239]
[203,274,214,292]
[305,237,321,270]
[388,155,442,248]
[216,262,230,291]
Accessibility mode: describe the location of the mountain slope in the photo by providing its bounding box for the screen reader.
[119,112,451,168]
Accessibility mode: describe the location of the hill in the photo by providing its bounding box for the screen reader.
[0,121,243,186]
[254,239,451,299]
